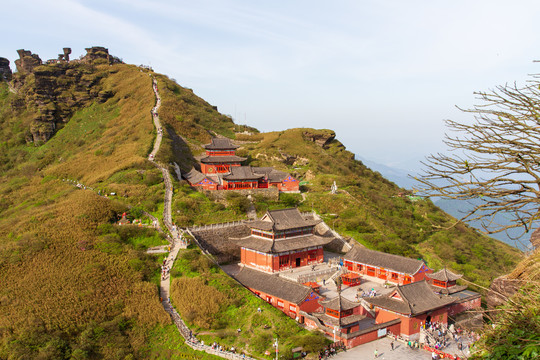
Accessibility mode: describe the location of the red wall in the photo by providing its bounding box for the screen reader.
[375,307,448,339]
[273,176,299,192]
[448,297,481,317]
[201,163,241,174]
[247,287,321,318]
[242,247,324,273]
[344,260,432,285]
[344,322,401,348]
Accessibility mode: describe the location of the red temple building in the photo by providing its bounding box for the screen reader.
[366,280,456,341]
[200,138,246,174]
[343,245,432,285]
[303,293,401,348]
[427,267,465,294]
[426,268,481,318]
[233,266,322,318]
[237,208,333,273]
[341,272,362,287]
[185,137,300,192]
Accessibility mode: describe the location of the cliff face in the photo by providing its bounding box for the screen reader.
[0,58,12,81]
[9,47,117,143]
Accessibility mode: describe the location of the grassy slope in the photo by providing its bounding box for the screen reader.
[0,65,190,359]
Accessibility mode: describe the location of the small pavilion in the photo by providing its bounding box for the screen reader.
[426,268,466,294]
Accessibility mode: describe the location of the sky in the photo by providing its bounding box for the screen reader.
[3,0,540,172]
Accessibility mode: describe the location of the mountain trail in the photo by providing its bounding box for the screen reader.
[148,75,254,360]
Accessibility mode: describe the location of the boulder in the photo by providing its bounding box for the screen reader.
[486,275,521,309]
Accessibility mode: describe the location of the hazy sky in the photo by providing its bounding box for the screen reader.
[3,0,540,171]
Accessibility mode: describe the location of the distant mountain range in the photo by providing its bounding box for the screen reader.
[358,157,529,250]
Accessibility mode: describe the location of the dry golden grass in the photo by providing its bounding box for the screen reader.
[44,65,155,184]
[0,65,171,357]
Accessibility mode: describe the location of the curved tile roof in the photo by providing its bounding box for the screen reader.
[204,138,239,150]
[427,268,462,282]
[200,155,247,164]
[344,245,427,275]
[233,267,313,304]
[236,234,332,253]
[366,280,455,315]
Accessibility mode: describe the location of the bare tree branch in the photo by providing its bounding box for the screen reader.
[415,76,540,239]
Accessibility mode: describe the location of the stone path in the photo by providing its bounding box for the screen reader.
[147,76,253,360]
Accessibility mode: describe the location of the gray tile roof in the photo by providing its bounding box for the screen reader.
[223,166,264,181]
[184,168,214,185]
[235,234,332,253]
[344,245,427,275]
[200,155,247,164]
[313,312,366,327]
[252,167,288,183]
[204,138,239,150]
[430,284,468,295]
[428,268,462,282]
[233,267,313,304]
[320,295,359,311]
[246,208,321,231]
[366,280,455,315]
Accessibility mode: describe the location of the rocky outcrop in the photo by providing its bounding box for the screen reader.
[15,49,42,73]
[0,57,11,81]
[57,48,71,62]
[486,275,521,309]
[302,130,336,149]
[10,48,116,143]
[486,249,539,309]
[81,46,122,65]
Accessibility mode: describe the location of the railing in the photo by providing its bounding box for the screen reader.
[189,221,246,231]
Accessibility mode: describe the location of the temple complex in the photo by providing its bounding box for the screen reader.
[184,138,300,192]
[188,209,482,349]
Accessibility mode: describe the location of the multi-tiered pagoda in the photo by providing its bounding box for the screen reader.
[236,208,334,273]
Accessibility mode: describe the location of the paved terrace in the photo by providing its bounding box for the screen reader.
[333,337,432,360]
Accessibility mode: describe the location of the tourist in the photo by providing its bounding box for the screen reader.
[374,349,378,358]
[391,340,394,350]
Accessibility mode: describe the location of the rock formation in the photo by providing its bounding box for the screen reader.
[302,130,336,149]
[57,47,72,62]
[0,57,11,81]
[486,275,521,309]
[81,46,122,65]
[14,49,42,73]
[10,47,116,143]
